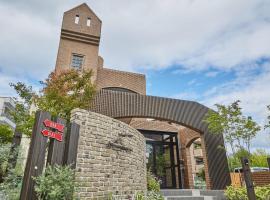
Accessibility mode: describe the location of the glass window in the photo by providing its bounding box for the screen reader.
[87,18,91,26]
[71,54,84,69]
[75,15,79,24]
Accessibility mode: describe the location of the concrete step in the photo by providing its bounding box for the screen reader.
[161,189,226,200]
[162,189,193,196]
[166,196,216,200]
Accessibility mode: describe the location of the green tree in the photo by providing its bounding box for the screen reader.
[250,149,269,167]
[227,148,250,171]
[10,69,96,124]
[9,82,35,136]
[204,100,261,156]
[0,124,13,143]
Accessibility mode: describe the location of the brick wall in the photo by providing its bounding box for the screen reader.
[252,172,270,186]
[178,127,211,189]
[96,68,146,94]
[71,109,147,199]
[55,3,101,80]
[231,172,270,187]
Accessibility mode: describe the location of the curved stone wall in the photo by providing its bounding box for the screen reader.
[71,109,147,199]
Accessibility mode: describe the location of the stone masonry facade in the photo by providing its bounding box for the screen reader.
[71,109,147,199]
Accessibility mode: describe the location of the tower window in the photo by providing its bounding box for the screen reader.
[75,15,79,24]
[71,54,84,69]
[87,18,91,26]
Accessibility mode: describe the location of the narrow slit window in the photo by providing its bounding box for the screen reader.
[87,18,91,27]
[75,15,79,24]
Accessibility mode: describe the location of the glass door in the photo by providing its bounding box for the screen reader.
[144,131,181,189]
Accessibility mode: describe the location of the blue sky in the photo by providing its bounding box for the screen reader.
[0,0,269,151]
[145,66,235,99]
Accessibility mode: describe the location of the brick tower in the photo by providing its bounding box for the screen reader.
[55,3,103,80]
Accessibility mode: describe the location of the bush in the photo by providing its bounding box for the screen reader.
[0,143,11,181]
[34,165,74,200]
[0,168,23,200]
[225,185,270,200]
[0,125,13,143]
[133,191,164,200]
[147,171,161,192]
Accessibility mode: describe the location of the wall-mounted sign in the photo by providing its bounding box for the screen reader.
[41,129,63,142]
[43,119,65,132]
[41,119,65,142]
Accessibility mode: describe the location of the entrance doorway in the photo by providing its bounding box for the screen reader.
[139,130,182,189]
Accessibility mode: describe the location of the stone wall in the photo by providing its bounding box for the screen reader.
[71,109,147,199]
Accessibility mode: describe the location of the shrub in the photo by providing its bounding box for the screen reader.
[147,171,161,192]
[0,168,23,200]
[34,165,74,200]
[225,185,270,200]
[255,185,270,200]
[225,185,248,200]
[0,125,13,143]
[0,143,11,181]
[133,191,164,200]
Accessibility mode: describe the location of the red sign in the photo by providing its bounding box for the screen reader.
[41,129,63,142]
[43,119,64,132]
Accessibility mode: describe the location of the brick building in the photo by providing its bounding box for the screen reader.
[54,3,230,190]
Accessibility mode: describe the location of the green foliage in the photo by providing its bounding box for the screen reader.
[225,185,248,200]
[11,70,96,122]
[0,143,23,200]
[108,192,164,200]
[250,149,270,168]
[256,185,270,200]
[0,124,13,143]
[147,171,161,192]
[10,103,35,136]
[0,168,23,200]
[228,148,270,171]
[225,185,270,200]
[0,143,11,181]
[197,168,206,181]
[34,165,75,200]
[37,70,95,119]
[228,148,250,171]
[0,145,23,200]
[143,191,164,200]
[9,82,35,136]
[204,100,261,155]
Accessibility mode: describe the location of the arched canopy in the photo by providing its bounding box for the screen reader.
[90,90,231,189]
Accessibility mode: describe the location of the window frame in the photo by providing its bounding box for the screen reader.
[70,53,85,70]
[87,17,91,27]
[75,15,80,24]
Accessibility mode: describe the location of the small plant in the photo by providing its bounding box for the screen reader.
[147,171,161,192]
[0,168,23,200]
[34,165,75,200]
[225,185,270,200]
[0,143,11,182]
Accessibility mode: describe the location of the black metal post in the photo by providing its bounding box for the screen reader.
[241,157,256,200]
[267,157,270,171]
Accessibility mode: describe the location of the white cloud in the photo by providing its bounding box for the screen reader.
[205,71,219,77]
[0,0,270,75]
[200,63,270,151]
[171,91,199,101]
[0,0,269,151]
